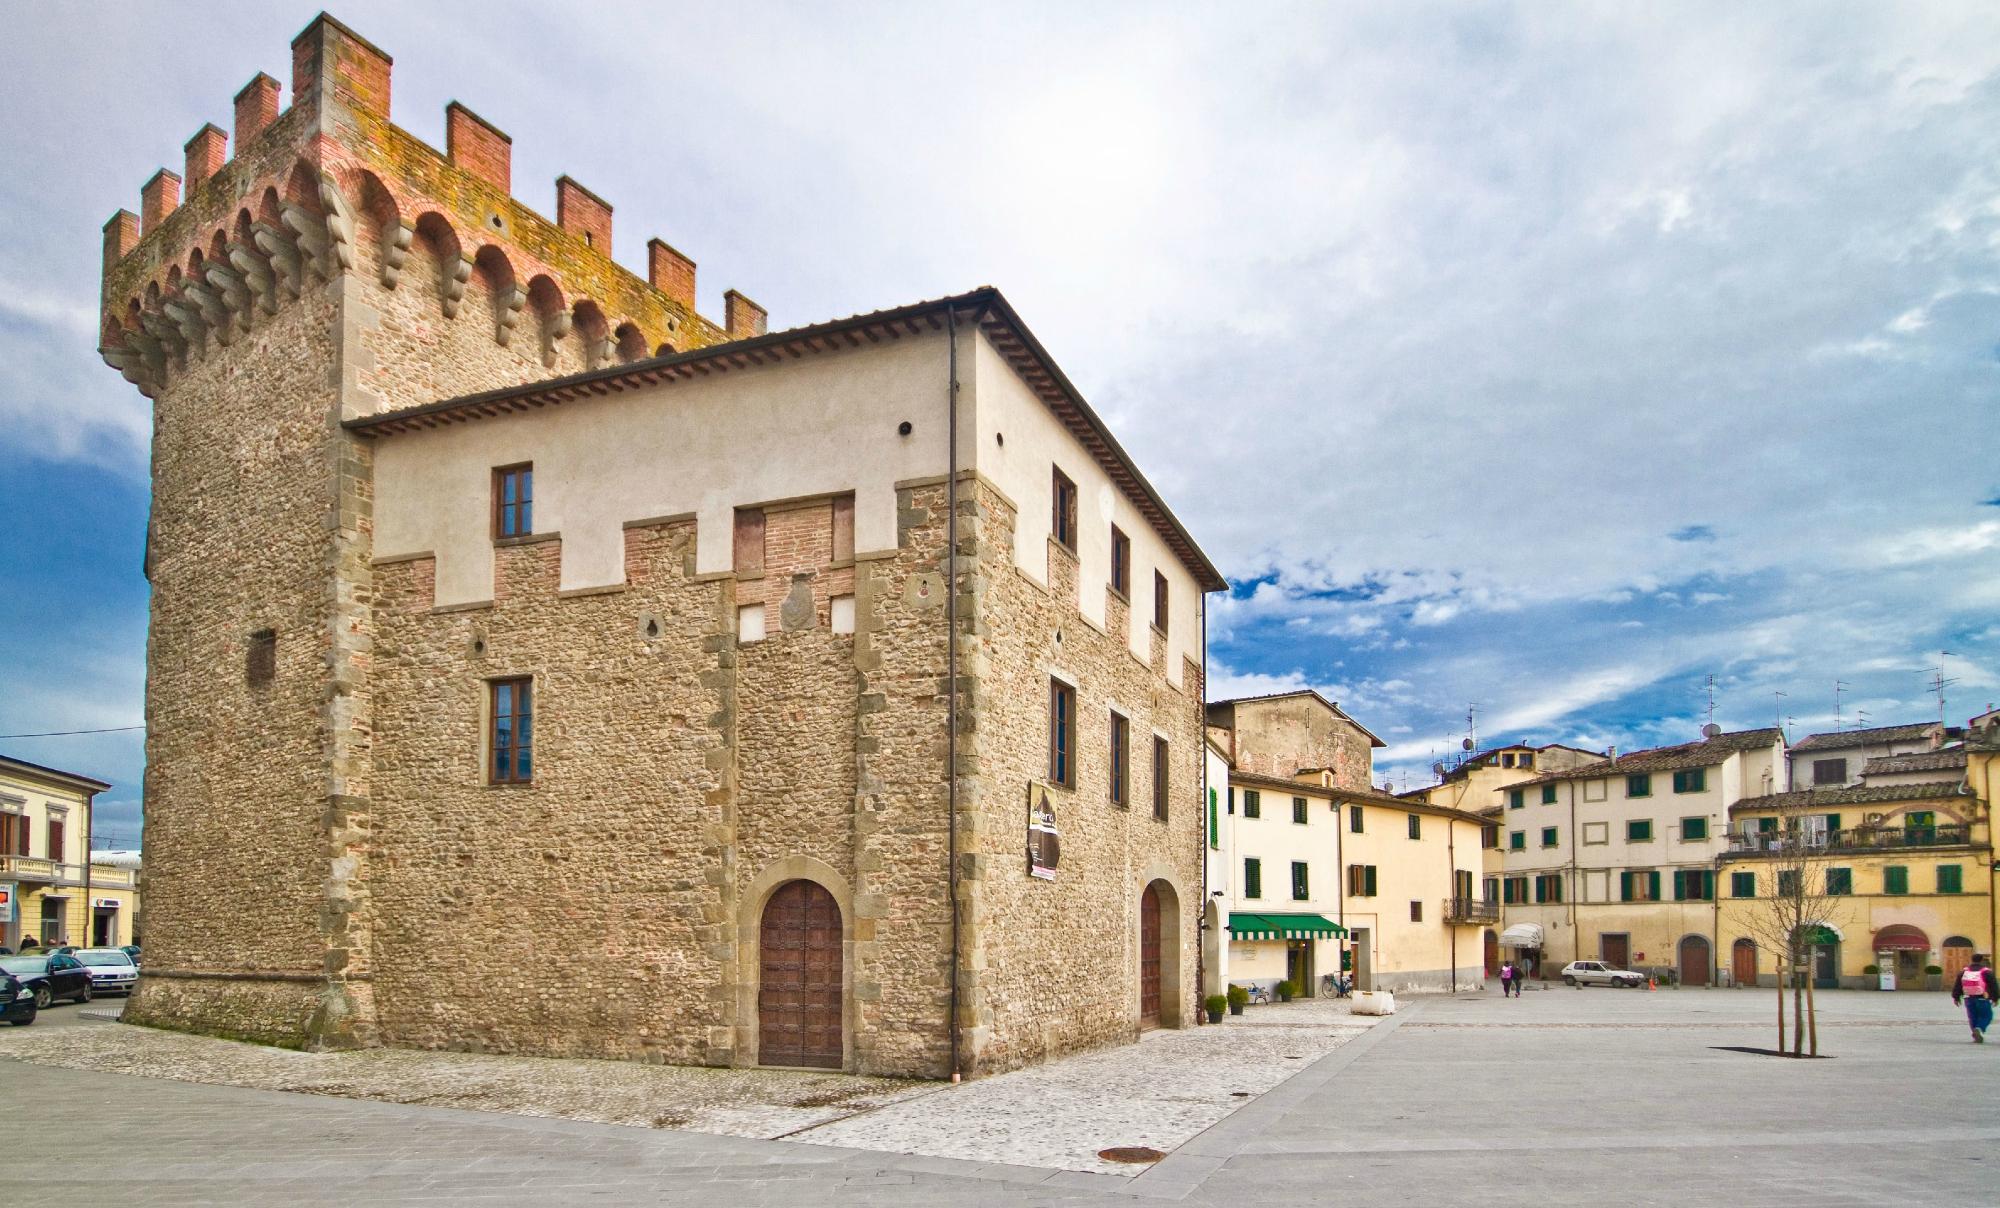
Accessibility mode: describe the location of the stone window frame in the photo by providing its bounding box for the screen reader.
[1109,524,1131,598]
[1047,676,1077,790]
[1108,709,1130,808]
[1051,466,1078,552]
[1151,733,1170,822]
[1581,820,1609,845]
[1152,570,1169,636]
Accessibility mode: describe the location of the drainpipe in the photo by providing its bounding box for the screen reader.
[1196,594,1208,1015]
[82,791,93,945]
[945,302,962,1083]
[1447,809,1457,994]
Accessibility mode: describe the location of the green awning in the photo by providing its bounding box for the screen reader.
[1228,912,1346,941]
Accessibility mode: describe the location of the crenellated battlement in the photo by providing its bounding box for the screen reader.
[99,11,763,400]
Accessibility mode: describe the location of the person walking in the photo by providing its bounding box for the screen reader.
[1952,954,1998,1043]
[1499,959,1517,998]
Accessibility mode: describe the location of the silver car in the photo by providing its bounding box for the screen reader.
[73,948,139,995]
[1560,960,1644,988]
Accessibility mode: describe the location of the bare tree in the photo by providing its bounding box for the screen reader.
[1735,818,1850,1057]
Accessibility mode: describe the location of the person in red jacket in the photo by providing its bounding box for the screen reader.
[1950,954,1998,1042]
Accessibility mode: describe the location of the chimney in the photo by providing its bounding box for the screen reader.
[103,210,140,272]
[140,169,181,234]
[184,124,228,188]
[446,102,511,193]
[646,238,696,311]
[555,176,612,255]
[291,13,392,116]
[234,73,282,152]
[1606,745,1617,761]
[724,289,767,339]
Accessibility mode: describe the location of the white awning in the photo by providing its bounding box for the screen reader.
[1498,923,1544,948]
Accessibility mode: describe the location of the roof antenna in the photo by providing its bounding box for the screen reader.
[1834,679,1848,733]
[1773,689,1788,733]
[1704,674,1716,731]
[1926,656,1958,726]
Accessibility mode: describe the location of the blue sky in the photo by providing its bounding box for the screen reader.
[3,3,1997,840]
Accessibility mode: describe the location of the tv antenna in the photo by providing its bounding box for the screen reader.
[1834,680,1849,733]
[1464,704,1478,759]
[1773,689,1788,732]
[1926,655,1959,726]
[1703,674,1716,729]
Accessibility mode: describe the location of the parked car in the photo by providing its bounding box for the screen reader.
[73,948,139,996]
[0,954,94,1008]
[120,945,141,966]
[1560,960,1645,988]
[0,971,34,1026]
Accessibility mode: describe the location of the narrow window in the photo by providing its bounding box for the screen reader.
[1244,857,1262,899]
[1291,861,1309,900]
[489,677,533,784]
[1730,871,1756,898]
[1409,900,1423,923]
[1541,784,1556,804]
[1508,789,1524,809]
[1109,525,1131,596]
[1051,467,1077,551]
[1152,736,1170,821]
[1108,712,1129,807]
[733,507,765,573]
[1153,570,1169,634]
[1407,813,1422,840]
[1349,804,1364,833]
[1292,796,1308,825]
[1626,773,1652,798]
[493,463,534,538]
[246,628,276,688]
[1208,788,1218,849]
[1048,678,1075,788]
[1937,864,1963,894]
[830,493,855,562]
[1480,824,1498,848]
[1227,786,1235,815]
[46,816,64,861]
[1540,826,1558,848]
[1244,789,1261,819]
[1681,816,1709,841]
[1825,867,1852,896]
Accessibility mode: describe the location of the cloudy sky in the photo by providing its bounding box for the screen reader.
[3,3,1997,841]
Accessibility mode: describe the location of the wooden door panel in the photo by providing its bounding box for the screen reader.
[760,880,843,1068]
[1139,884,1162,1026]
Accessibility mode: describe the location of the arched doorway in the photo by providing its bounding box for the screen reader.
[1139,883,1162,1027]
[759,879,843,1068]
[1943,936,1976,984]
[1483,929,1499,977]
[1732,938,1757,988]
[1678,935,1711,986]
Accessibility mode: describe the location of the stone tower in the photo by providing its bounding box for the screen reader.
[98,13,757,1047]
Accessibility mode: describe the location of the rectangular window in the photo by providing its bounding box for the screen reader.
[1153,570,1169,634]
[1291,861,1309,900]
[1109,525,1131,596]
[1811,757,1847,786]
[1681,817,1709,841]
[1509,830,1525,851]
[1938,864,1963,894]
[246,628,276,688]
[1481,824,1498,848]
[1347,863,1378,897]
[1244,857,1262,899]
[1051,467,1077,551]
[1227,787,1235,815]
[46,816,64,861]
[1520,753,1536,770]
[1620,870,1662,902]
[1293,796,1309,825]
[1534,873,1563,904]
[1582,821,1608,844]
[1541,784,1557,804]
[1153,737,1170,821]
[1408,813,1422,840]
[1757,816,1778,834]
[1672,768,1706,793]
[1730,871,1757,898]
[1777,869,1800,897]
[1626,773,1652,798]
[1244,789,1261,819]
[489,677,533,784]
[1208,788,1218,849]
[1825,867,1852,896]
[1109,712,1129,808]
[1409,900,1423,923]
[1508,789,1524,809]
[733,507,765,573]
[1583,779,1607,802]
[493,463,533,538]
[1502,876,1527,904]
[1349,805,1364,833]
[1540,826,1558,848]
[0,814,24,857]
[1483,876,1499,903]
[1048,679,1075,788]
[737,603,767,643]
[1672,870,1715,901]
[1626,819,1653,842]
[830,494,855,562]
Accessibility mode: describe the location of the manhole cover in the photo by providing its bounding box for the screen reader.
[1098,1147,1167,1164]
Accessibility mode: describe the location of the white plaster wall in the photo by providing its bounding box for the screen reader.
[372,333,952,604]
[1224,781,1340,919]
[968,331,1204,688]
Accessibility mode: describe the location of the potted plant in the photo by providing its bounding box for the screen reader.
[1277,979,1296,1003]
[1204,994,1227,1024]
[1226,985,1248,1016]
[1926,964,1944,991]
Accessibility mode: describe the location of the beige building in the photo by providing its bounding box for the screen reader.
[1206,693,1489,996]
[0,756,138,950]
[99,15,1224,1078]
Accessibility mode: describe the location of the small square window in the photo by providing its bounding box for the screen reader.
[1540,826,1558,848]
[1509,830,1525,851]
[1681,817,1709,841]
[1508,789,1524,810]
[1541,784,1557,804]
[1825,867,1852,896]
[1627,819,1653,842]
[1672,768,1707,794]
[1730,871,1756,898]
[1937,864,1963,894]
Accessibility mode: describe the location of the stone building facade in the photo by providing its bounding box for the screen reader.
[100,15,1223,1077]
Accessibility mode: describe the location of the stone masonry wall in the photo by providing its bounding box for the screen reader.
[957,477,1205,1075]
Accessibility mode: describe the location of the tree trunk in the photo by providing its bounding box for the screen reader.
[1776,956,1785,1053]
[1805,967,1818,1057]
[1791,965,1804,1056]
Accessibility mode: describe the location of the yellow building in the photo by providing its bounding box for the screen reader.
[1717,779,1993,990]
[0,756,137,950]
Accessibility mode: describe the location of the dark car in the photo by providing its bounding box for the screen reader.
[0,971,34,1026]
[0,954,93,1009]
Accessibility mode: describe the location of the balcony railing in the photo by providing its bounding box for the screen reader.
[0,854,60,882]
[1724,825,1972,856]
[1444,897,1501,924]
[0,857,131,887]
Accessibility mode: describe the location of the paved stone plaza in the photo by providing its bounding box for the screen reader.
[3,987,1995,1205]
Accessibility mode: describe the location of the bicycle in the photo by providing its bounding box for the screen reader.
[1321,972,1352,999]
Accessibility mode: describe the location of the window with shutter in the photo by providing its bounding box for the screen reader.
[1825,867,1851,896]
[1293,797,1308,825]
[1541,784,1557,804]
[1244,790,1261,819]
[1244,858,1262,899]
[1626,774,1652,798]
[1885,866,1909,895]
[1109,525,1130,596]
[1152,737,1170,821]
[1508,789,1524,809]
[1627,819,1653,842]
[1108,712,1129,807]
[1407,813,1422,840]
[1292,861,1309,900]
[1730,871,1756,898]
[1938,864,1963,894]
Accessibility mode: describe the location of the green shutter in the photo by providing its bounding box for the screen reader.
[1245,858,1261,899]
[1208,792,1218,850]
[1731,871,1755,898]
[1823,813,1840,832]
[1365,865,1378,896]
[1885,866,1907,895]
[1620,871,1633,902]
[1939,865,1963,894]
[1542,784,1557,804]
[1509,789,1523,809]
[1648,871,1661,901]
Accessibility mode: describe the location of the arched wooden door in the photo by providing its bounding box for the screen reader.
[1678,935,1711,986]
[1483,929,1499,976]
[1944,937,1976,984]
[1732,939,1757,987]
[1139,883,1162,1027]
[759,880,843,1068]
